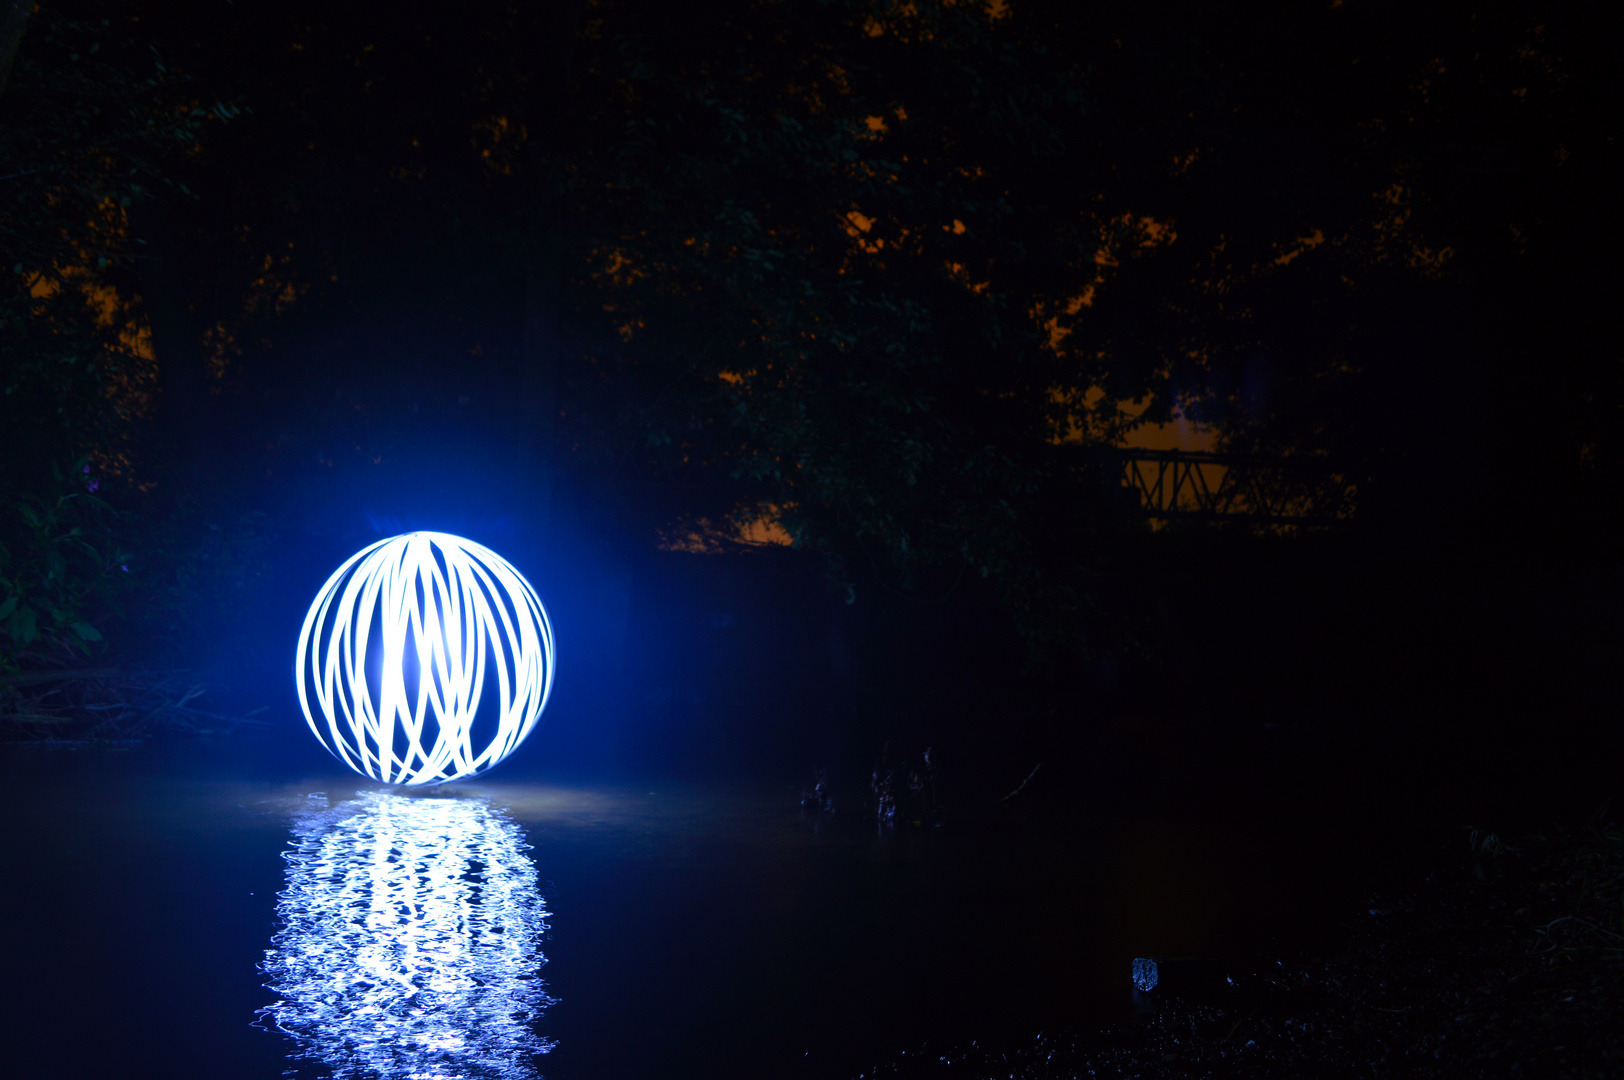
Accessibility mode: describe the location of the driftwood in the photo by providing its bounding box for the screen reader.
[0,666,269,741]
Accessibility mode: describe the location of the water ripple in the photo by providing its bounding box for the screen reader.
[259,791,556,1079]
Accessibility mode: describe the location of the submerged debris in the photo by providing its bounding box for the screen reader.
[802,766,835,815]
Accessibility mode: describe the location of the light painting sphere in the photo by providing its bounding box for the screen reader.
[295,532,555,785]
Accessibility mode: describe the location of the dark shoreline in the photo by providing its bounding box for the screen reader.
[847,825,1624,1079]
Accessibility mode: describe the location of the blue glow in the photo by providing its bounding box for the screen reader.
[295,532,555,784]
[259,791,556,1079]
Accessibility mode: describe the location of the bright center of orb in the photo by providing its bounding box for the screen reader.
[294,532,555,785]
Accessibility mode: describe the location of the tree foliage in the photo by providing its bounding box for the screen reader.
[0,459,126,672]
[556,1,1099,596]
[3,0,1617,666]
[0,3,235,669]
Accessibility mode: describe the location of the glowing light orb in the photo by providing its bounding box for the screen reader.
[259,791,555,1079]
[296,532,555,785]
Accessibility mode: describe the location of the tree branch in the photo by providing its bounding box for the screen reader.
[0,0,31,102]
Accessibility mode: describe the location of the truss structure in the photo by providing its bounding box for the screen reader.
[1112,449,1354,524]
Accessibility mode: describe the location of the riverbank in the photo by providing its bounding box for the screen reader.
[852,823,1624,1078]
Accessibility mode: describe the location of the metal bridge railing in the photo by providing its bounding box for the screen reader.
[1108,449,1354,525]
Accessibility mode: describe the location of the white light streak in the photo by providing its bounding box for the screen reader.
[259,791,556,1080]
[296,532,555,785]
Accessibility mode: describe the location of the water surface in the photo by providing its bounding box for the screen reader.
[0,738,1362,1080]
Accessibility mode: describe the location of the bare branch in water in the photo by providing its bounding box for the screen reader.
[1,667,269,741]
[1001,763,1042,802]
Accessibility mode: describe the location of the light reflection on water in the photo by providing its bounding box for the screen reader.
[259,790,556,1080]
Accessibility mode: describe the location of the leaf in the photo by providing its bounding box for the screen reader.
[0,596,14,620]
[72,621,102,642]
[8,605,38,646]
